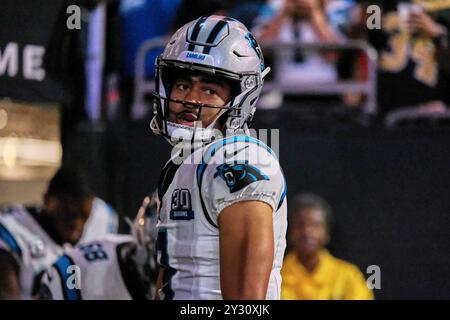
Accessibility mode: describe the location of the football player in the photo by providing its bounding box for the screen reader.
[2,167,118,246]
[151,15,288,299]
[36,195,158,300]
[0,213,60,299]
[0,167,118,298]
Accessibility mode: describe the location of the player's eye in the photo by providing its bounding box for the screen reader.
[175,81,190,91]
[203,88,218,96]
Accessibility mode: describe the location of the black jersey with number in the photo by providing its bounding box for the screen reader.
[366,0,450,113]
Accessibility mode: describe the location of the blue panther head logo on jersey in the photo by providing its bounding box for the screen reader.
[214,162,269,193]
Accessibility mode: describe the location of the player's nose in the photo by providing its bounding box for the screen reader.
[184,88,201,108]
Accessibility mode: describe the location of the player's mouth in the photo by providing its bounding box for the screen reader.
[177,112,199,127]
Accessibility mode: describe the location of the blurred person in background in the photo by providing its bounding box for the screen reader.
[256,0,344,85]
[0,167,118,298]
[0,248,21,300]
[37,194,158,300]
[258,0,343,42]
[2,167,118,246]
[249,0,360,110]
[360,0,450,117]
[281,193,373,300]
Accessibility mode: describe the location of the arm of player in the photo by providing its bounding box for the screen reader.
[219,200,274,300]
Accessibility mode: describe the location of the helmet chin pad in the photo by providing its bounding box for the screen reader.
[165,112,224,145]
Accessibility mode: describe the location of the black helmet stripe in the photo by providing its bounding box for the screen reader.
[188,16,208,51]
[203,18,228,54]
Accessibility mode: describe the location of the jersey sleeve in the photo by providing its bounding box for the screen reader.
[198,137,286,227]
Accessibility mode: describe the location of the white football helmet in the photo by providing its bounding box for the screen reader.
[150,15,270,145]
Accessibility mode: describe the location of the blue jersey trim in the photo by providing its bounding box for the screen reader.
[0,222,22,258]
[277,176,287,211]
[53,255,82,300]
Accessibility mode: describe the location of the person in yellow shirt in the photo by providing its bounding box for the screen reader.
[281,193,374,300]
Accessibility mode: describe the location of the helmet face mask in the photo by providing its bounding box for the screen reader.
[151,15,270,146]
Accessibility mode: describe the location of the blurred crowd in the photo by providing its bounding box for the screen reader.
[96,0,450,127]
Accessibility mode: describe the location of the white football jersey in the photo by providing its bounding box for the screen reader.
[39,234,143,300]
[0,197,118,298]
[156,135,287,300]
[79,197,119,243]
[0,213,61,299]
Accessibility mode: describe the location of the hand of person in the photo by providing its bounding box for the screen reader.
[409,10,446,38]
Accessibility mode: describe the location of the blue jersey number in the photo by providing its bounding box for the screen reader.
[79,242,108,262]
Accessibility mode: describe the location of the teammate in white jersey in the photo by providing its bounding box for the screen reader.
[150,15,288,300]
[36,195,158,300]
[0,213,61,299]
[0,167,118,298]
